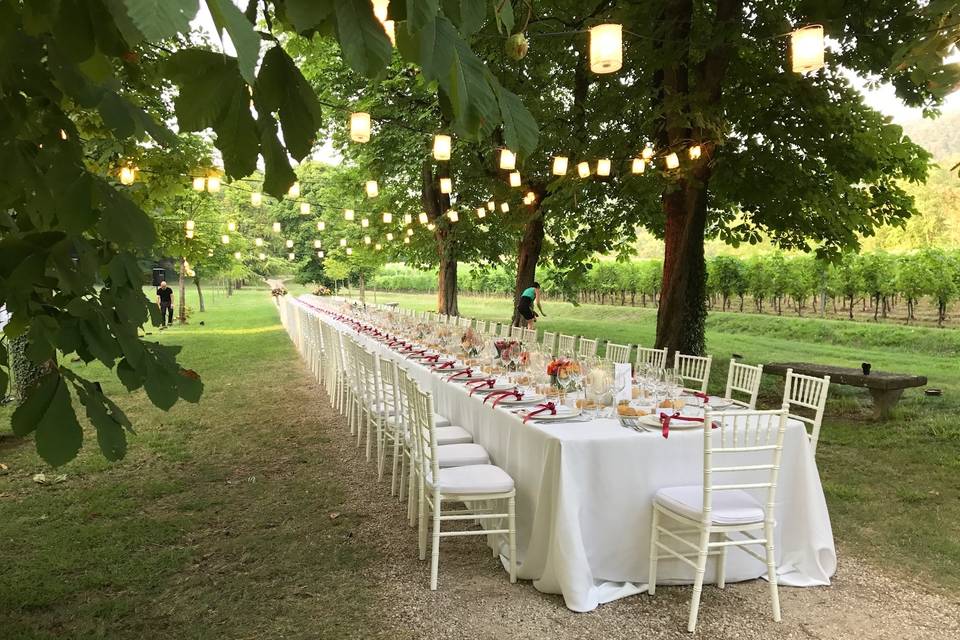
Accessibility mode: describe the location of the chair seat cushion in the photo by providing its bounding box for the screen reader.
[437,443,489,468]
[430,464,514,495]
[433,413,452,428]
[655,485,764,525]
[435,425,472,445]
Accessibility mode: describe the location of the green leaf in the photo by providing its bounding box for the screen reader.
[285,0,335,32]
[34,375,84,467]
[96,180,156,249]
[54,0,95,62]
[11,371,59,437]
[215,86,260,177]
[257,115,297,198]
[122,0,198,42]
[142,355,180,410]
[494,0,513,34]
[495,82,538,159]
[176,369,203,402]
[76,383,128,461]
[165,49,241,130]
[206,0,260,85]
[103,0,145,46]
[97,91,136,139]
[334,0,392,78]
[406,0,439,32]
[116,357,144,391]
[255,46,323,161]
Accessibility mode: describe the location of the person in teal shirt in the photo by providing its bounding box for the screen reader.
[517,282,545,328]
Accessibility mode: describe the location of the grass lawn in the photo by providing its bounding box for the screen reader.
[0,286,377,639]
[346,288,960,592]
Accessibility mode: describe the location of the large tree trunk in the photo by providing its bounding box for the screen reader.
[421,160,458,315]
[9,333,54,404]
[655,180,709,357]
[511,212,545,326]
[195,277,205,312]
[178,258,187,324]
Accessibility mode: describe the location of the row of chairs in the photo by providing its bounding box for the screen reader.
[289,299,517,592]
[284,298,805,632]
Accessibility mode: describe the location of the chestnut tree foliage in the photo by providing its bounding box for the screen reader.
[0,0,536,465]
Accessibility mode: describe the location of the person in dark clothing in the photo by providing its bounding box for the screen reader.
[156,281,174,327]
[517,282,546,329]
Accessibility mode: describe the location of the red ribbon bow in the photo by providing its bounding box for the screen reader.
[406,349,427,358]
[658,412,718,439]
[488,389,522,407]
[523,402,557,423]
[694,392,710,403]
[447,368,473,381]
[483,389,516,404]
[433,361,455,370]
[467,379,496,396]
[423,354,441,363]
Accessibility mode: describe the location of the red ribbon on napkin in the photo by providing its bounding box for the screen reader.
[483,388,519,405]
[658,412,718,439]
[693,392,710,403]
[467,379,496,396]
[406,349,427,358]
[523,402,557,423]
[447,368,473,381]
[433,361,455,370]
[491,390,523,407]
[423,354,441,363]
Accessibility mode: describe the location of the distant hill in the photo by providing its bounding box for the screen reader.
[901,110,960,162]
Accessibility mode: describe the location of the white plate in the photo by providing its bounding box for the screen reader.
[638,414,704,429]
[469,383,516,394]
[497,394,546,406]
[433,365,468,374]
[517,407,582,421]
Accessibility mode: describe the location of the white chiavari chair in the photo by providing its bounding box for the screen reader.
[457,316,473,329]
[522,328,537,345]
[675,352,713,394]
[648,406,790,632]
[724,359,764,409]
[541,331,557,356]
[509,324,524,339]
[604,342,632,364]
[782,369,830,456]
[636,346,668,371]
[557,333,577,356]
[499,323,511,338]
[377,357,404,485]
[577,337,598,359]
[410,383,516,590]
[352,344,380,461]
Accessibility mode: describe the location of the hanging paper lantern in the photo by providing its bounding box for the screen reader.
[185,229,194,239]
[285,239,294,248]
[364,235,372,245]
[406,228,414,236]
[791,25,825,73]
[365,180,379,198]
[447,209,459,222]
[375,243,382,250]
[185,220,195,230]
[500,202,510,212]
[631,158,646,174]
[386,232,394,241]
[339,238,347,247]
[288,252,295,260]
[317,250,324,258]
[221,234,230,244]
[255,237,263,247]
[499,148,516,170]
[382,212,393,223]
[288,182,301,198]
[403,213,413,225]
[596,158,611,176]
[206,176,221,192]
[440,177,452,193]
[688,145,702,160]
[119,166,136,185]
[403,237,410,244]
[258,252,266,260]
[525,191,536,204]
[317,221,325,231]
[227,221,237,232]
[589,24,623,74]
[418,212,429,224]
[665,152,680,169]
[233,251,242,260]
[272,222,282,233]
[509,171,521,187]
[300,202,310,215]
[350,112,371,142]
[577,161,590,178]
[314,239,322,248]
[192,177,205,191]
[487,200,495,211]
[642,146,654,160]
[250,191,263,207]
[426,223,436,231]
[361,217,369,227]
[476,207,486,219]
[344,209,355,221]
[433,134,451,161]
[552,156,569,175]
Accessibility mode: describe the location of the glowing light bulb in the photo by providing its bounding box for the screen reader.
[317,250,325,258]
[427,223,436,231]
[476,207,486,218]
[403,237,410,244]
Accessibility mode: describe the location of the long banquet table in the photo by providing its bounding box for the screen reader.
[292,295,837,612]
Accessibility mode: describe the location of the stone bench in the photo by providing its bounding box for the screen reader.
[764,362,927,419]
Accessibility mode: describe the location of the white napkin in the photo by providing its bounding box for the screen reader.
[615,363,632,402]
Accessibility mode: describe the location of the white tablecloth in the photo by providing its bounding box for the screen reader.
[297,296,837,612]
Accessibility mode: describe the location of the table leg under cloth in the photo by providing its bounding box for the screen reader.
[298,295,837,612]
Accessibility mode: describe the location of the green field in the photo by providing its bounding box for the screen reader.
[0,287,376,639]
[2,285,959,639]
[351,288,960,591]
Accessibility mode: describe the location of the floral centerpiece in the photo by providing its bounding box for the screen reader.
[494,338,519,358]
[547,357,581,399]
[460,328,484,358]
[271,286,287,297]
[313,285,332,296]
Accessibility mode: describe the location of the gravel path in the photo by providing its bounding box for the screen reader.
[307,369,960,640]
